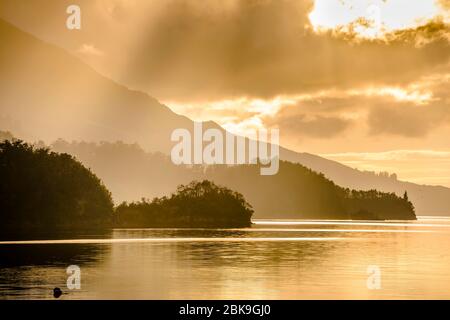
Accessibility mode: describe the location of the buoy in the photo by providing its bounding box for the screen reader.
[53,287,62,298]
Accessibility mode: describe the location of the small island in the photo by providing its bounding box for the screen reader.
[115,180,254,228]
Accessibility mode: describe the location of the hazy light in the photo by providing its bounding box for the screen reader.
[354,87,433,104]
[309,0,444,39]
[322,149,450,188]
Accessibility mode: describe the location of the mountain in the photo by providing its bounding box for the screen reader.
[0,18,196,152]
[50,140,415,220]
[0,18,448,216]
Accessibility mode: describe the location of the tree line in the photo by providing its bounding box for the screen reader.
[0,138,416,232]
[0,140,114,229]
[0,140,253,230]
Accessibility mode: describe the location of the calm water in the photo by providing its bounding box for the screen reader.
[1,217,450,300]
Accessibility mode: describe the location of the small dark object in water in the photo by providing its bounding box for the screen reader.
[53,287,62,298]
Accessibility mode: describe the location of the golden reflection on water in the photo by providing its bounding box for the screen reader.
[0,237,351,245]
[0,217,450,299]
[254,220,450,228]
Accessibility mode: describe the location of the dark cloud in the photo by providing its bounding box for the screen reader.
[124,0,450,101]
[365,72,450,137]
[260,71,450,140]
[264,106,352,138]
[386,19,450,47]
[368,100,450,137]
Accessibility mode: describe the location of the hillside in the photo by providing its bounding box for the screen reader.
[0,140,114,230]
[280,149,450,215]
[50,140,415,220]
[0,18,196,152]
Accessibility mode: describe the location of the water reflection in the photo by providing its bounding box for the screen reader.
[0,218,449,299]
[0,244,110,299]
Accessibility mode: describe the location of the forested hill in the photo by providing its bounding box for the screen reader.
[204,162,416,220]
[0,140,114,230]
[50,140,416,220]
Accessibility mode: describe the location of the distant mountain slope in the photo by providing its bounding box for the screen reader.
[50,140,415,220]
[1,19,449,216]
[0,18,196,152]
[280,149,450,215]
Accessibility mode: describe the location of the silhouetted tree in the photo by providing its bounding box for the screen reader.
[342,188,415,220]
[116,180,254,228]
[0,140,114,230]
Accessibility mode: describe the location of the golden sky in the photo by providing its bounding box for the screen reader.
[0,0,449,186]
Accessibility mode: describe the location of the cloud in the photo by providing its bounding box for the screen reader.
[366,73,450,137]
[1,0,449,102]
[386,19,450,47]
[367,101,449,137]
[439,0,450,11]
[310,0,450,43]
[253,68,450,141]
[164,67,450,142]
[120,0,450,101]
[264,106,352,139]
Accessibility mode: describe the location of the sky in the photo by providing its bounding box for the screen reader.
[0,0,449,186]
